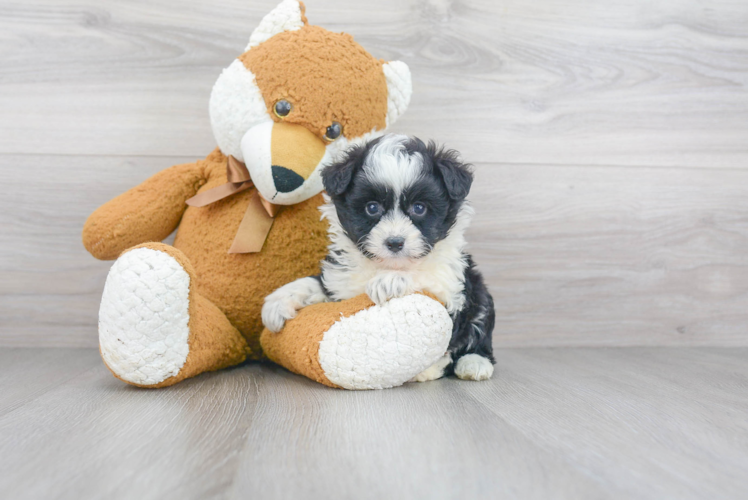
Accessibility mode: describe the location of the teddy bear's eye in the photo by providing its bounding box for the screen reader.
[274,100,292,118]
[324,121,342,141]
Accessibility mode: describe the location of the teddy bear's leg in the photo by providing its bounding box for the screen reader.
[98,242,250,388]
[260,294,452,390]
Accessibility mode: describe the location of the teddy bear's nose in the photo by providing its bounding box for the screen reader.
[271,165,305,193]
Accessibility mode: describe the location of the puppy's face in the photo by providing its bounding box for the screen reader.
[322,135,473,267]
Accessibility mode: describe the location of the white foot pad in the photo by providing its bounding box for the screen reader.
[411,353,452,382]
[99,248,191,386]
[318,295,452,390]
[454,354,494,381]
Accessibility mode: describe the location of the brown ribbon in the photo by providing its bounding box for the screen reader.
[186,156,282,254]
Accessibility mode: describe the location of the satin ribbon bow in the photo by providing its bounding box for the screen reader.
[186,156,282,254]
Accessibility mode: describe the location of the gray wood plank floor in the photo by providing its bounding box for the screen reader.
[1,347,747,500]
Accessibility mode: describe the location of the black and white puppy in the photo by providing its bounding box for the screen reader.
[261,134,495,381]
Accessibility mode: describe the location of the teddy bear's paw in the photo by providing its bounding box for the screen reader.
[99,247,192,386]
[317,294,452,390]
[454,354,494,381]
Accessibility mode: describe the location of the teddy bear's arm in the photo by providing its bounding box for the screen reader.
[82,161,206,260]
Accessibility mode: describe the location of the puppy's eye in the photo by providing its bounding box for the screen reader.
[324,121,342,142]
[365,201,382,216]
[411,202,427,216]
[274,100,292,118]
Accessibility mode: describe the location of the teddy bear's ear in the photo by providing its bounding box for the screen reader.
[382,60,413,128]
[246,0,308,51]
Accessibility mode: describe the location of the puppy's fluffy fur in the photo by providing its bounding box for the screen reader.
[262,134,495,381]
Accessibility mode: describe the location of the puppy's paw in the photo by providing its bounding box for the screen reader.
[366,272,413,305]
[262,277,327,333]
[261,295,298,333]
[411,354,452,383]
[454,354,494,381]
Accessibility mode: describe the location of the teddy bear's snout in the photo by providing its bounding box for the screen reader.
[241,121,328,205]
[269,122,327,181]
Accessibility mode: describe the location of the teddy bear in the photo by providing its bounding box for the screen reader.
[82,0,453,390]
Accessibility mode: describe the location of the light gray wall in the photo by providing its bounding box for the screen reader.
[1,0,747,347]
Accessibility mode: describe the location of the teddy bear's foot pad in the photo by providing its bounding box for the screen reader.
[99,247,191,386]
[317,295,452,390]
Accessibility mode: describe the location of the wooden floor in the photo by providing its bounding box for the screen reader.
[0,347,746,499]
[2,0,748,498]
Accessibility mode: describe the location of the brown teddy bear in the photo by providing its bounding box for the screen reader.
[83,0,453,389]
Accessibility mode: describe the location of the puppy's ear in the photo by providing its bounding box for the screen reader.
[322,138,379,196]
[429,142,473,200]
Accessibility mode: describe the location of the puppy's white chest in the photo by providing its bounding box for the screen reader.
[410,267,465,313]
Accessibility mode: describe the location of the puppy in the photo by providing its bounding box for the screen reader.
[261,134,495,381]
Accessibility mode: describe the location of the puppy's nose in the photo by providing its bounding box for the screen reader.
[272,165,305,193]
[385,237,405,253]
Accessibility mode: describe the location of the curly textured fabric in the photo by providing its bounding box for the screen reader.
[84,149,330,356]
[382,61,413,128]
[173,150,329,354]
[260,293,452,390]
[246,0,307,50]
[239,25,389,140]
[82,161,206,260]
[99,247,191,385]
[99,243,250,388]
[318,295,452,390]
[85,0,425,389]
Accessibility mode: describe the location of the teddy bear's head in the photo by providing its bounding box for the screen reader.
[209,0,412,206]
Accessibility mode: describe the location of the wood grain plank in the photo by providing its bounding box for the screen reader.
[0,348,101,417]
[0,0,746,167]
[2,0,747,347]
[2,154,747,347]
[0,353,258,500]
[2,347,746,499]
[464,347,748,499]
[469,163,748,347]
[229,362,608,500]
[0,154,195,347]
